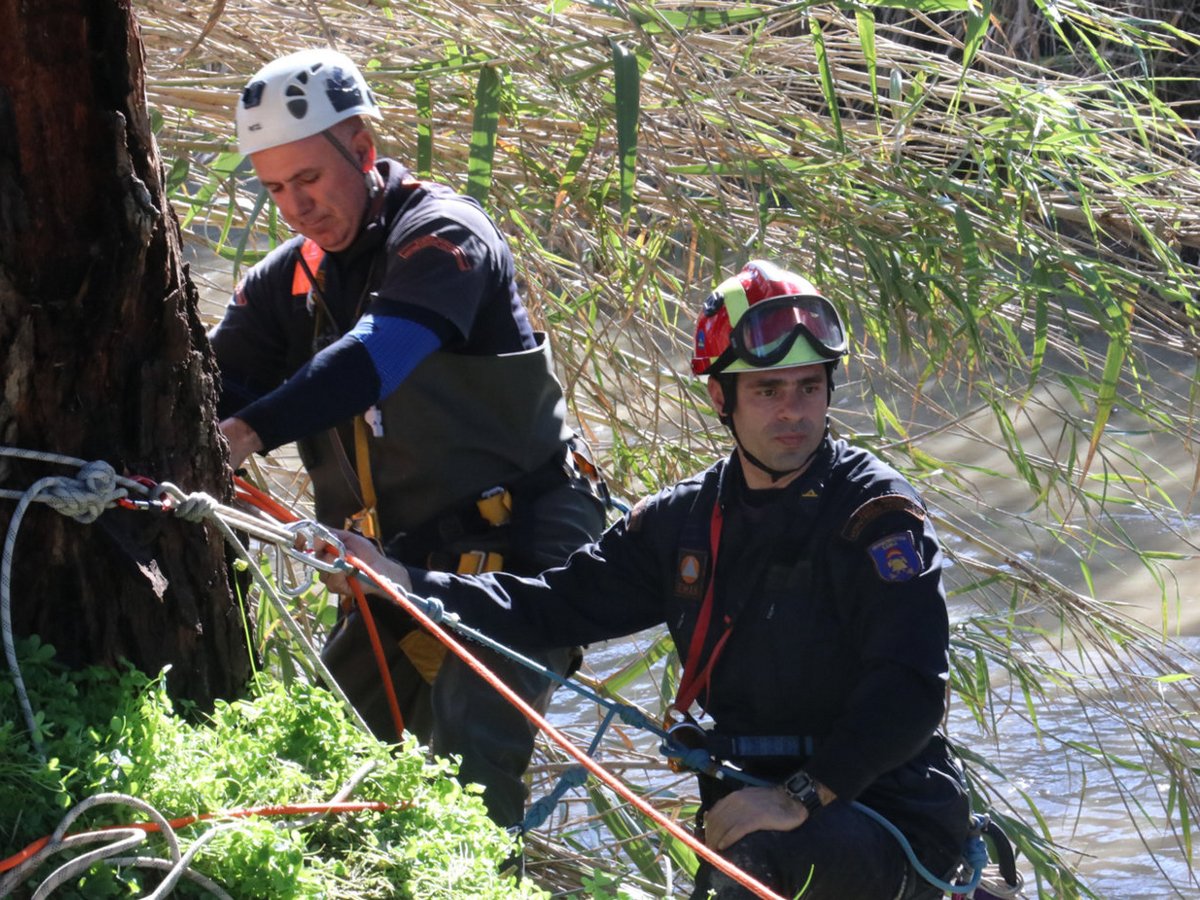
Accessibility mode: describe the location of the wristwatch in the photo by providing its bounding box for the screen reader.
[782,769,823,815]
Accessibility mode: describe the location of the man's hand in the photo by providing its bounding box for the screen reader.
[219,416,264,470]
[319,528,413,596]
[702,786,811,850]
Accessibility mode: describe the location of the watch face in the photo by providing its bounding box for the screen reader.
[785,772,820,812]
[786,771,812,793]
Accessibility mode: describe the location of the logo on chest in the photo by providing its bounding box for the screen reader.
[674,550,708,601]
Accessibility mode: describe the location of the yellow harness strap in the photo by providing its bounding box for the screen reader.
[350,415,381,540]
[398,631,448,685]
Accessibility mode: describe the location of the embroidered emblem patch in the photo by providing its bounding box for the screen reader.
[397,234,469,270]
[674,550,708,601]
[867,532,922,583]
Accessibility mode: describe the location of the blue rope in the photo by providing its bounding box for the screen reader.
[659,739,988,895]
[344,560,991,893]
[852,804,987,896]
[521,706,622,832]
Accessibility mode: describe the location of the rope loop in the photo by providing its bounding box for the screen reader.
[561,765,589,790]
[170,491,219,524]
[420,596,446,624]
[37,461,126,524]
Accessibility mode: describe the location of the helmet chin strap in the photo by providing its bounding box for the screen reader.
[728,417,829,484]
[321,129,383,230]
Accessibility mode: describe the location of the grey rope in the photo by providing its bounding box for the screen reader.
[4,764,386,897]
[1,447,370,763]
[0,792,180,898]
[1,450,144,761]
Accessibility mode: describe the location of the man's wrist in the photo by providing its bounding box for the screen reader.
[781,770,833,815]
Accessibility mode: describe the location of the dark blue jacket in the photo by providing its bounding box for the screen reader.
[410,435,967,856]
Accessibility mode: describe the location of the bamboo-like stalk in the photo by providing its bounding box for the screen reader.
[136,1,1200,897]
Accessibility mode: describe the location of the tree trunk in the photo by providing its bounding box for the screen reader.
[0,0,251,708]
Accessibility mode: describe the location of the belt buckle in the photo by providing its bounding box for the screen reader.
[456,550,503,575]
[664,713,708,774]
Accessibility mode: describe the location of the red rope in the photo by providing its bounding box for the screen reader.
[345,553,786,900]
[0,800,402,875]
[235,476,785,899]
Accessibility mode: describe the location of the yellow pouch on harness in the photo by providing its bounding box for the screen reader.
[398,630,448,685]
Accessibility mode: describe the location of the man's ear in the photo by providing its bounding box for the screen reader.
[352,128,377,171]
[706,376,726,416]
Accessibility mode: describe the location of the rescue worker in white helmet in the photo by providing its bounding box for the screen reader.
[208,48,607,829]
[322,259,973,899]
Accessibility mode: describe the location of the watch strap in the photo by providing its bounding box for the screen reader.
[782,770,823,815]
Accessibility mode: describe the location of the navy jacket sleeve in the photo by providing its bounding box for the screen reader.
[803,506,950,802]
[407,499,668,649]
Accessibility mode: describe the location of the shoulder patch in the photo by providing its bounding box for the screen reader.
[625,496,650,533]
[842,493,925,542]
[396,234,470,270]
[867,532,923,583]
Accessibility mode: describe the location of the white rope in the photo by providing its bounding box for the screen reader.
[2,766,384,897]
[0,447,369,763]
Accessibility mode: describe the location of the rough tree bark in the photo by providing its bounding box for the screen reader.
[0,0,251,708]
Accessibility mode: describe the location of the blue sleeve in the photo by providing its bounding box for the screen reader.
[236,314,441,451]
[348,312,441,397]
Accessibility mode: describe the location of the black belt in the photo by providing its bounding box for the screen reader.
[384,446,572,572]
[704,733,817,762]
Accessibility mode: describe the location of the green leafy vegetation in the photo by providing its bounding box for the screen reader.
[0,636,540,899]
[28,0,1199,896]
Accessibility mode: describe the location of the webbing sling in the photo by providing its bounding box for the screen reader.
[671,498,729,717]
[351,415,381,540]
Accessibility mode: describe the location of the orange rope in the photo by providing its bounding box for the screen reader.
[349,578,406,740]
[0,800,402,875]
[345,553,786,900]
[232,475,784,899]
[234,475,404,739]
[233,476,300,524]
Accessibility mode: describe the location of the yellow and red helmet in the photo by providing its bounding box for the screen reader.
[691,260,847,376]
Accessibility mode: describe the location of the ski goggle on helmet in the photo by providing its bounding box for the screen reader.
[691,260,848,376]
[236,49,382,156]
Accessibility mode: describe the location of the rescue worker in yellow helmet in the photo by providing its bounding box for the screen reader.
[325,260,972,898]
[208,48,606,828]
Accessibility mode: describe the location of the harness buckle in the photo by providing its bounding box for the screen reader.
[346,506,380,541]
[664,711,709,774]
[476,487,513,527]
[456,550,504,575]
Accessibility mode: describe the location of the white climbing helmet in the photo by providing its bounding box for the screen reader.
[236,48,382,156]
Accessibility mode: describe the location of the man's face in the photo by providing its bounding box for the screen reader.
[250,127,372,252]
[708,365,829,489]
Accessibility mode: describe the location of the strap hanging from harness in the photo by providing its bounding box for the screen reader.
[671,499,730,719]
[350,415,381,540]
[293,238,386,539]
